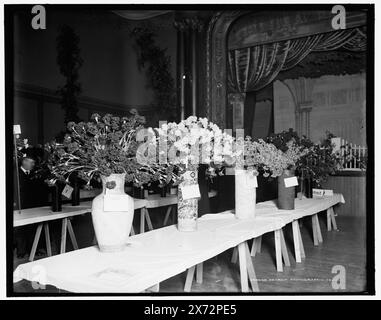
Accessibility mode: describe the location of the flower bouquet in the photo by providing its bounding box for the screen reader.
[295,132,344,198]
[266,129,309,209]
[45,110,171,252]
[153,116,236,230]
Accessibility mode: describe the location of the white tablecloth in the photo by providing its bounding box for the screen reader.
[254,193,345,225]
[14,191,217,227]
[14,198,147,227]
[14,202,93,227]
[145,190,217,208]
[13,216,281,293]
[13,194,344,293]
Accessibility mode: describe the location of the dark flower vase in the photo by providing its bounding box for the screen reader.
[304,176,314,199]
[277,169,295,210]
[160,186,167,197]
[51,184,62,212]
[71,176,80,206]
[134,186,145,199]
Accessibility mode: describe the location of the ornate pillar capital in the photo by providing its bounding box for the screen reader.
[174,17,205,32]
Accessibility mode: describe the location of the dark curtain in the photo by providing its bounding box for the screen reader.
[227,27,367,135]
[243,92,256,137]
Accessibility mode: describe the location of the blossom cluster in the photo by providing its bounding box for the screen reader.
[152,116,237,171]
[46,110,177,187]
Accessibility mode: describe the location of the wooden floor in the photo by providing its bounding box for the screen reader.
[13,210,368,293]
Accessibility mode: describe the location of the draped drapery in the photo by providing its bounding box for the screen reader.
[227,27,366,136]
[228,27,367,94]
[228,41,290,93]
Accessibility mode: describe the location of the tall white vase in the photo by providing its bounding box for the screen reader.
[177,169,198,232]
[235,169,257,219]
[91,173,134,252]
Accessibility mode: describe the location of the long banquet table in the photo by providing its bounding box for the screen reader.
[13,192,217,261]
[13,194,344,293]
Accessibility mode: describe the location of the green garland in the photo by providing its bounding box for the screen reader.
[131,27,177,122]
[56,25,83,124]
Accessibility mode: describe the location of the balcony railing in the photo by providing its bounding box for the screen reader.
[331,137,367,171]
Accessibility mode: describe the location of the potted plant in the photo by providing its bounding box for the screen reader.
[296,132,343,196]
[266,129,308,210]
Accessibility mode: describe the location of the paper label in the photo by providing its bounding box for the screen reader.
[312,188,324,198]
[61,184,73,199]
[181,184,201,200]
[324,189,333,196]
[246,174,258,188]
[104,195,127,212]
[313,189,333,197]
[284,176,299,188]
[13,125,21,134]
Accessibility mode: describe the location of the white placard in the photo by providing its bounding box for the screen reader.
[61,184,74,199]
[324,189,334,196]
[104,195,127,212]
[181,184,201,200]
[312,188,324,198]
[246,174,258,188]
[13,124,21,134]
[284,176,299,188]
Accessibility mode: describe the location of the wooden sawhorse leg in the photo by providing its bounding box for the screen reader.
[44,223,52,257]
[29,222,53,262]
[146,283,160,292]
[231,247,238,263]
[29,223,42,262]
[250,236,262,257]
[184,263,204,292]
[163,206,173,226]
[140,208,145,233]
[275,228,291,272]
[184,265,196,292]
[327,207,338,231]
[60,218,79,254]
[140,208,154,234]
[311,214,323,246]
[238,241,259,292]
[144,208,153,231]
[297,221,306,259]
[292,220,305,263]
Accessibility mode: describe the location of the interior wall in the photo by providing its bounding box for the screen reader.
[13,9,177,143]
[273,73,366,145]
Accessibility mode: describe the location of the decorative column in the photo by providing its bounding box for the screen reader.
[284,78,316,138]
[299,104,313,138]
[174,16,204,119]
[174,20,186,120]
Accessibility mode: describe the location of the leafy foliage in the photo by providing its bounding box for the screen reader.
[131,27,177,122]
[296,132,342,186]
[56,25,83,124]
[45,110,177,187]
